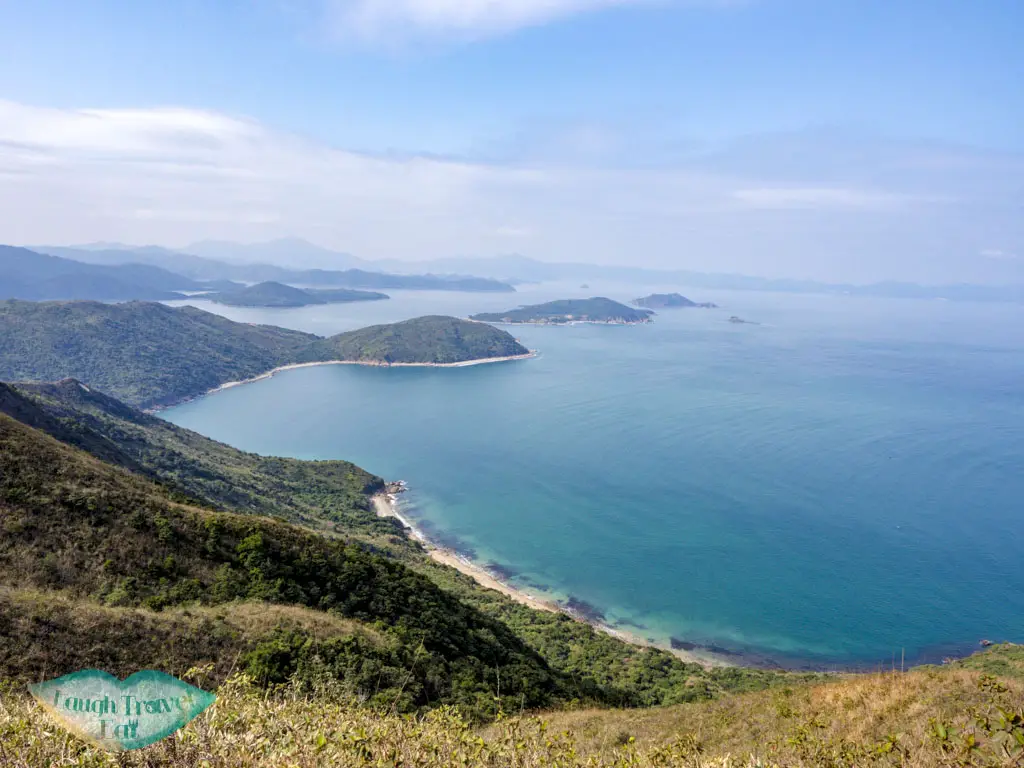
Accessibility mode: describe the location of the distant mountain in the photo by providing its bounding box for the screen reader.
[0,301,530,408]
[472,297,654,325]
[185,237,366,270]
[0,245,199,301]
[208,281,389,308]
[299,315,530,365]
[33,244,517,292]
[33,244,224,280]
[298,268,515,292]
[633,293,718,309]
[383,255,1024,304]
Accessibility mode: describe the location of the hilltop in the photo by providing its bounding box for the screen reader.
[208,280,389,307]
[0,302,531,408]
[300,315,531,365]
[633,293,718,309]
[472,297,654,325]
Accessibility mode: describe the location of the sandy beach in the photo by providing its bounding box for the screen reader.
[145,352,537,412]
[210,353,536,392]
[372,492,727,667]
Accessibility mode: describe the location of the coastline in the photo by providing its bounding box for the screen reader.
[147,351,537,412]
[479,320,651,327]
[371,490,729,668]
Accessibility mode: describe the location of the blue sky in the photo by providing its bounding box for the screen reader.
[0,0,1021,282]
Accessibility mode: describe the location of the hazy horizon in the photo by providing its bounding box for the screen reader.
[1,1,1021,285]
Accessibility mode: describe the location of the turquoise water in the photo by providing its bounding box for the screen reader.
[163,286,1024,667]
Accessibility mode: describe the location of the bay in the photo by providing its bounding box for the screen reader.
[163,284,1024,667]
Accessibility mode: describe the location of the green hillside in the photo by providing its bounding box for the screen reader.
[472,297,654,325]
[0,300,318,408]
[0,302,528,408]
[300,315,531,364]
[3,380,388,532]
[0,406,567,714]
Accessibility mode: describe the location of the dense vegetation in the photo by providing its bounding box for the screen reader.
[300,315,531,365]
[2,381,389,532]
[472,298,654,325]
[0,300,319,408]
[0,408,567,715]
[0,302,529,408]
[632,293,717,309]
[208,281,389,307]
[0,244,207,301]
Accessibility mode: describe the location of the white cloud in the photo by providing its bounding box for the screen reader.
[0,99,1016,283]
[324,0,641,42]
[732,186,926,211]
[980,248,1017,260]
[319,0,741,43]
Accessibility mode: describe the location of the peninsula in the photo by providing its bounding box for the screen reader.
[471,297,654,325]
[0,301,531,408]
[633,292,718,309]
[207,280,388,307]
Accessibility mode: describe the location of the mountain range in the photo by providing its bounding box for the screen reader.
[32,240,1024,304]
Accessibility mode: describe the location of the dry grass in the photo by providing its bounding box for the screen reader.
[0,588,382,687]
[1,658,1022,767]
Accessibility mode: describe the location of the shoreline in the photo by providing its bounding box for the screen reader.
[371,490,729,668]
[147,351,537,412]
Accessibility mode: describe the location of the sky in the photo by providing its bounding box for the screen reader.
[0,0,1021,283]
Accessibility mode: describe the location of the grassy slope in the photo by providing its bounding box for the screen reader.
[0,649,1020,766]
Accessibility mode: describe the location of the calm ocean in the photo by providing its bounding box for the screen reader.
[163,284,1024,668]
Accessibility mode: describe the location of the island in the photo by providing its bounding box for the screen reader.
[728,316,760,325]
[633,293,718,309]
[470,297,654,325]
[207,280,388,307]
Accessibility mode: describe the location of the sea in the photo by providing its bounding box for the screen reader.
[162,282,1024,669]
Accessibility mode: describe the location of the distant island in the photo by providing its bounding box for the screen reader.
[471,297,654,325]
[728,316,759,325]
[633,293,718,309]
[0,301,531,408]
[207,281,389,308]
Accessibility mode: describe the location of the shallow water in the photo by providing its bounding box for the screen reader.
[163,285,1024,667]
